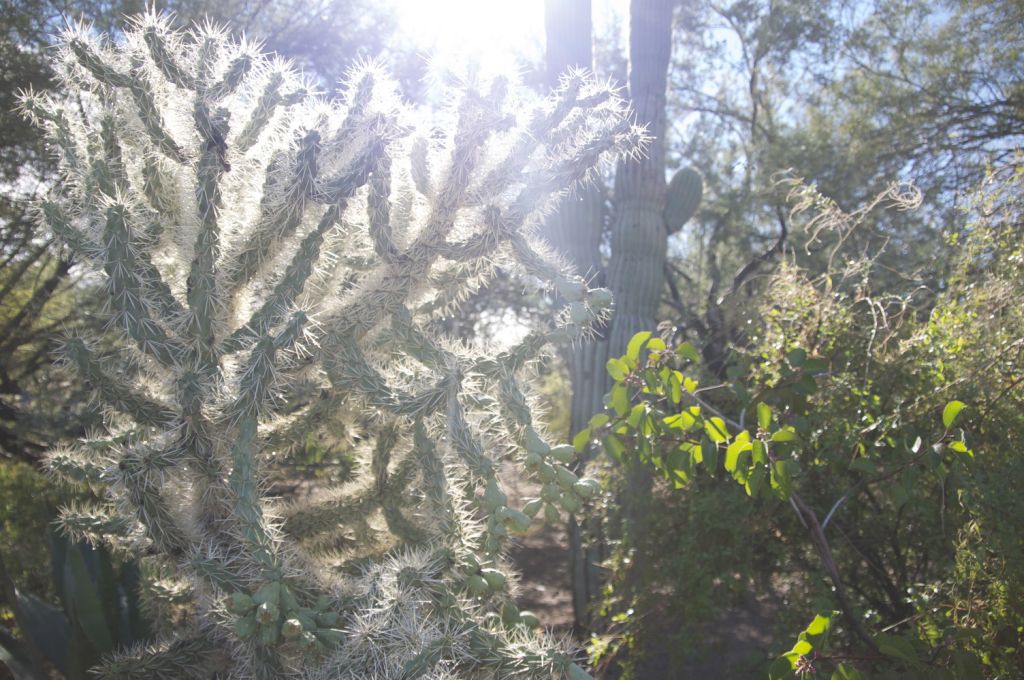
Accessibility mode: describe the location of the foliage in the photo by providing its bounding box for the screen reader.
[580,163,1024,678]
[20,12,643,679]
[0,462,58,598]
[2,534,149,680]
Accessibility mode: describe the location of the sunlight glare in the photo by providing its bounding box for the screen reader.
[388,0,546,71]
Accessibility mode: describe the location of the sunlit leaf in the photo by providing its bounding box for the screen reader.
[943,400,966,428]
[606,358,629,381]
[626,331,652,366]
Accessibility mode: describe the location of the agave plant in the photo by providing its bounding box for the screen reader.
[20,12,643,679]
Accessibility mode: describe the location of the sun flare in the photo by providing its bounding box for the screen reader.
[388,0,546,69]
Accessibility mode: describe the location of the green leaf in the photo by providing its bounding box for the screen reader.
[668,372,682,404]
[831,663,863,680]
[701,436,718,472]
[791,639,812,655]
[606,358,629,381]
[943,400,966,428]
[626,403,646,428]
[646,337,666,353]
[589,413,609,429]
[787,347,807,366]
[664,412,696,430]
[745,463,767,497]
[675,342,700,362]
[725,438,752,472]
[626,331,652,367]
[948,440,973,457]
[14,590,71,674]
[771,459,794,500]
[805,613,831,637]
[757,402,771,431]
[875,633,923,665]
[572,428,592,453]
[751,440,767,465]
[610,383,629,417]
[704,417,729,443]
[603,434,625,462]
[683,376,699,393]
[849,458,877,475]
[64,544,114,653]
[771,427,798,443]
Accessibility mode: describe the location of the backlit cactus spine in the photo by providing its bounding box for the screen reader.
[23,13,643,680]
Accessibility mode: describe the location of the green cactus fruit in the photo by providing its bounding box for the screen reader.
[480,568,507,590]
[294,609,318,630]
[569,302,591,325]
[573,478,601,499]
[559,493,582,514]
[544,503,561,523]
[525,449,543,468]
[555,466,579,489]
[227,591,255,615]
[234,612,258,639]
[519,611,541,628]
[315,610,339,628]
[541,482,561,503]
[555,278,585,302]
[298,631,318,652]
[467,574,490,597]
[664,166,703,233]
[502,508,532,534]
[525,427,551,455]
[501,603,521,626]
[280,584,300,613]
[259,620,281,646]
[538,463,557,483]
[549,444,576,464]
[586,287,614,309]
[252,581,281,607]
[483,478,508,511]
[522,498,544,518]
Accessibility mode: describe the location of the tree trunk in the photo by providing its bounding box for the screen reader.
[544,0,609,630]
[606,0,673,564]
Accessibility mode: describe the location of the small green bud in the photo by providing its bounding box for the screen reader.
[294,609,318,630]
[587,287,614,309]
[522,498,543,518]
[519,611,540,628]
[227,591,255,615]
[483,478,507,511]
[544,503,561,523]
[538,463,557,483]
[279,584,300,613]
[315,610,339,627]
[467,574,489,597]
[480,568,506,591]
[259,620,280,646]
[503,508,532,534]
[541,482,561,502]
[555,465,579,489]
[234,612,258,639]
[525,427,550,455]
[525,450,543,468]
[549,444,576,464]
[555,278,585,302]
[253,581,281,606]
[560,493,581,514]
[573,478,601,499]
[501,603,521,626]
[569,302,591,324]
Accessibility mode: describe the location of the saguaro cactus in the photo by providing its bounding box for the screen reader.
[21,13,642,680]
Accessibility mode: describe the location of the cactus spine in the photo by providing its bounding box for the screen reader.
[23,13,643,679]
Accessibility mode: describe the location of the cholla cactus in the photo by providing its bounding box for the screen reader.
[22,12,642,680]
